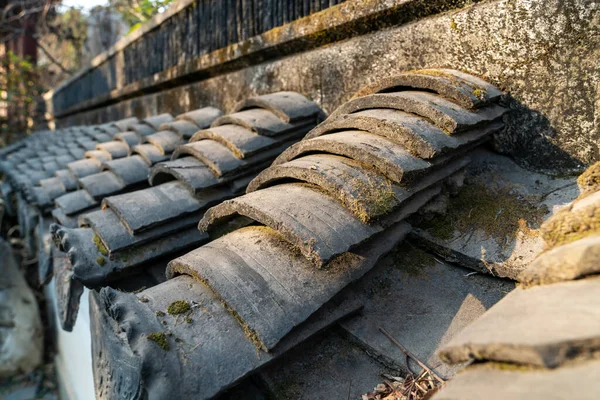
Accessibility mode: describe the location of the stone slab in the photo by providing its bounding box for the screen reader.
[518,234,600,285]
[438,277,600,368]
[432,360,600,400]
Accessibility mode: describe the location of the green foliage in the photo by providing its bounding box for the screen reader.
[110,0,175,32]
[0,51,43,146]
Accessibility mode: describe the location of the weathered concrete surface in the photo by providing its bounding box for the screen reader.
[432,359,600,400]
[438,277,600,368]
[56,0,600,172]
[340,242,514,379]
[259,331,393,400]
[411,149,580,279]
[0,240,43,377]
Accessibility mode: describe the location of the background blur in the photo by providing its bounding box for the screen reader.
[0,0,173,146]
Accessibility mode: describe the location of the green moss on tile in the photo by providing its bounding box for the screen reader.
[576,161,600,199]
[93,234,108,256]
[348,176,398,223]
[418,183,548,245]
[147,332,169,351]
[167,300,191,315]
[541,204,600,249]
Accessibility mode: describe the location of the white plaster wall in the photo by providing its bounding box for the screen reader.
[45,281,95,400]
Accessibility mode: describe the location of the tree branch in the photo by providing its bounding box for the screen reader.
[29,35,72,75]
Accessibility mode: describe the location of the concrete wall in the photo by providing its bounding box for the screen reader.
[49,0,600,172]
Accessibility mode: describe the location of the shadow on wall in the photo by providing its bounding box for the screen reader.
[495,95,585,173]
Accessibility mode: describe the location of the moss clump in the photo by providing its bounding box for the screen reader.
[96,256,106,267]
[156,311,165,317]
[576,161,600,199]
[540,204,600,248]
[473,88,487,100]
[419,183,548,245]
[167,300,191,315]
[347,176,397,223]
[185,317,193,324]
[147,332,169,351]
[450,17,459,32]
[93,234,108,256]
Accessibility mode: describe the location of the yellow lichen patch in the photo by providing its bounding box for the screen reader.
[419,183,548,245]
[96,256,106,267]
[576,161,600,199]
[147,332,169,351]
[93,234,108,256]
[540,204,600,249]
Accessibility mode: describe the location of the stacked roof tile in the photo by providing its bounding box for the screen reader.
[0,119,137,254]
[50,92,325,330]
[32,111,225,286]
[86,70,509,399]
[432,161,600,399]
[30,113,180,212]
[50,108,223,229]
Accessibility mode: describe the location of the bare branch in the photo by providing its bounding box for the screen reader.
[29,35,72,75]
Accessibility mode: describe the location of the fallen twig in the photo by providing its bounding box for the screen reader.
[378,327,445,383]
